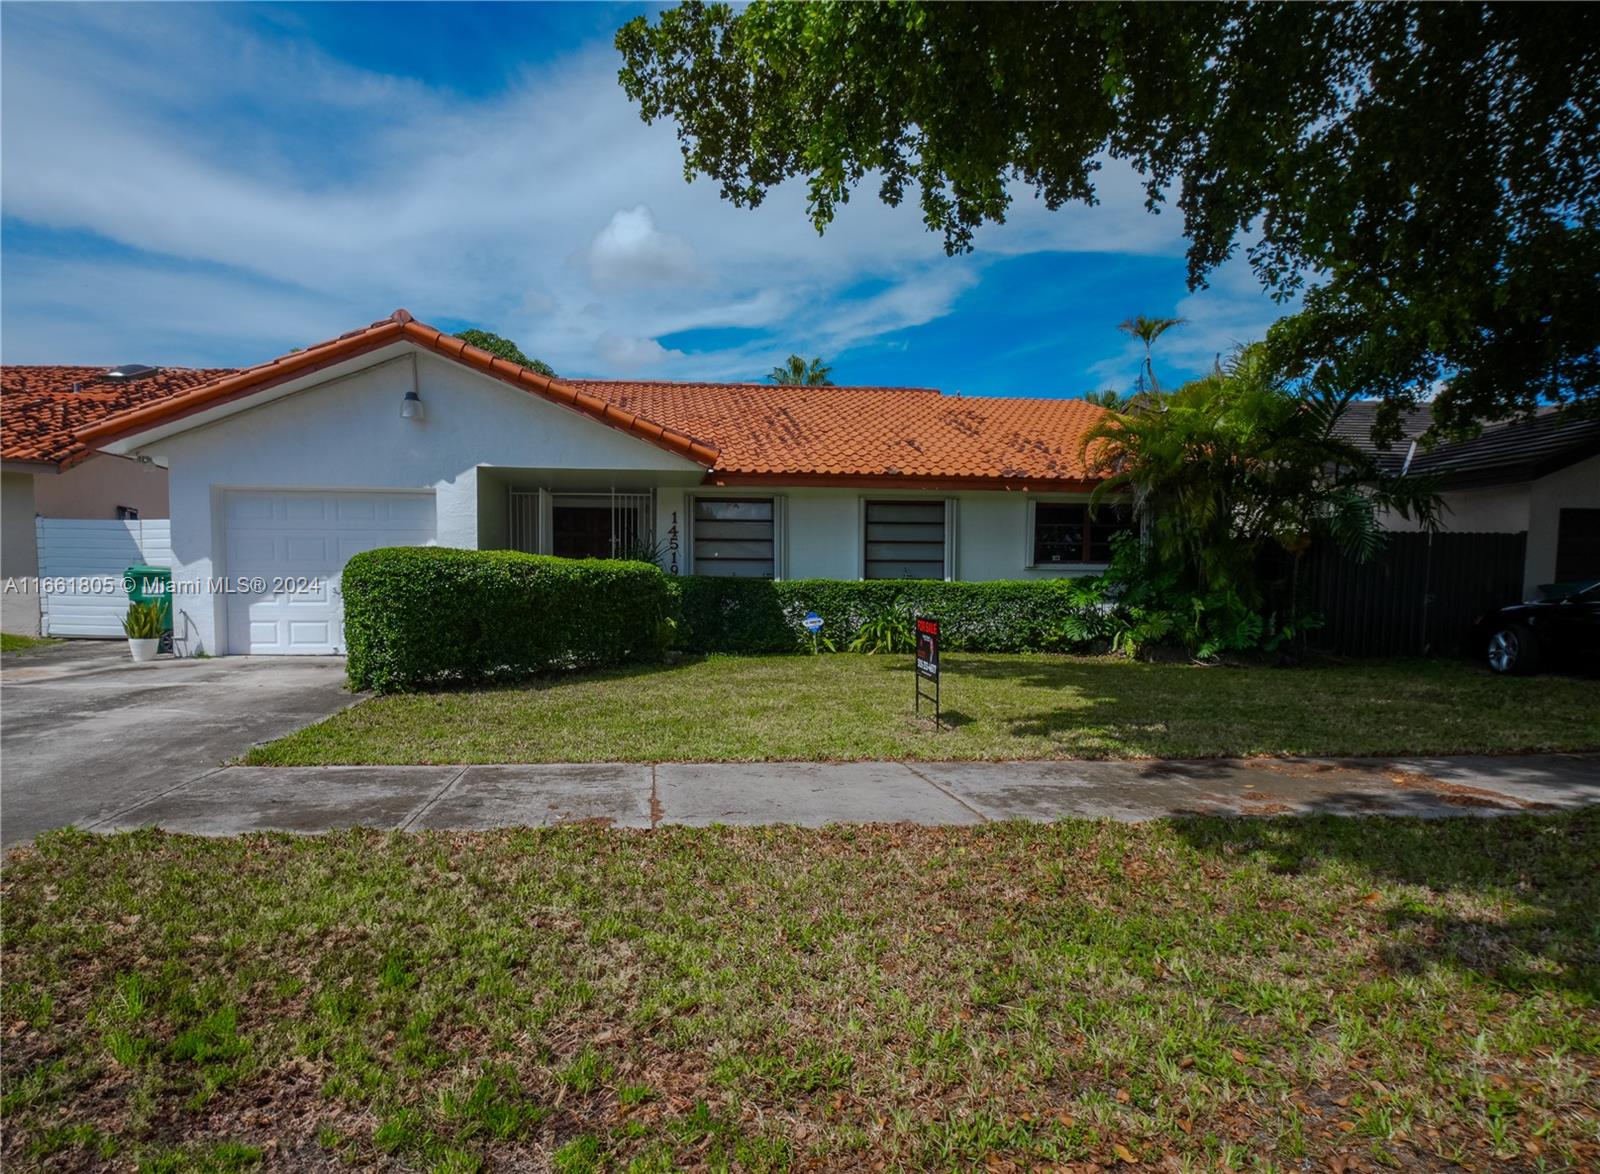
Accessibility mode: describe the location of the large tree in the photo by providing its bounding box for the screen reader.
[454,329,556,378]
[617,3,1600,440]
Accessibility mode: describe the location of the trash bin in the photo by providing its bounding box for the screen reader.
[126,564,173,652]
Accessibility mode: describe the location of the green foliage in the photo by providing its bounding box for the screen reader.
[1118,315,1184,393]
[765,354,833,386]
[342,548,674,692]
[847,595,913,654]
[1062,534,1325,662]
[120,601,164,640]
[671,577,1099,655]
[1086,343,1441,603]
[453,329,557,378]
[1080,389,1127,411]
[617,3,1600,432]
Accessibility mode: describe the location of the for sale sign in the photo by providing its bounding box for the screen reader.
[915,616,940,680]
[914,615,941,728]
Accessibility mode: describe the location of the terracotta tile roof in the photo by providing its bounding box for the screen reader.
[64,311,1108,488]
[2,364,236,468]
[566,380,1107,488]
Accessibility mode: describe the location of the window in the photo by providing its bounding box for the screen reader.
[865,500,946,579]
[115,505,139,521]
[1032,501,1134,565]
[1555,508,1600,582]
[693,498,775,578]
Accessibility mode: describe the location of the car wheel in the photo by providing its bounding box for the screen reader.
[1486,624,1540,675]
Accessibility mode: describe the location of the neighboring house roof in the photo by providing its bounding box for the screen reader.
[1328,401,1433,475]
[1,365,235,469]
[1334,400,1600,487]
[70,310,1108,490]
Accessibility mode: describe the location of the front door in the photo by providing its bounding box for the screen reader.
[551,504,614,559]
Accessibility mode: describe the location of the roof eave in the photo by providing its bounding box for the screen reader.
[74,312,722,470]
[0,457,62,475]
[704,471,1103,492]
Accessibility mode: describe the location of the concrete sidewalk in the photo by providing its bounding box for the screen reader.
[79,753,1600,836]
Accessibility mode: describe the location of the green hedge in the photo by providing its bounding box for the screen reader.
[671,576,1098,654]
[343,548,674,692]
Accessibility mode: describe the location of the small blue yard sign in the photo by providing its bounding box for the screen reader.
[802,612,824,633]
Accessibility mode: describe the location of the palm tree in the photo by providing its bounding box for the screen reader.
[1082,389,1126,410]
[1083,343,1441,599]
[766,355,834,386]
[1117,315,1184,393]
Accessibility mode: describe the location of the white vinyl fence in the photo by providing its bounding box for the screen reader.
[36,518,172,638]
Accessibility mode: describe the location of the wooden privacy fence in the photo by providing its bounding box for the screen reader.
[1281,530,1526,658]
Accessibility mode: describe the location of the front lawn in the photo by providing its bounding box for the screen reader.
[3,816,1596,1170]
[248,654,1600,765]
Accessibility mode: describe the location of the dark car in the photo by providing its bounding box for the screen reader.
[1476,580,1600,674]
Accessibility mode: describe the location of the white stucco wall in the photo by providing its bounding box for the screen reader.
[663,486,1106,583]
[2,470,41,635]
[1380,482,1532,535]
[1525,452,1600,596]
[135,348,703,654]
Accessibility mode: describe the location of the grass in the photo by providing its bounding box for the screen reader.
[248,653,1600,765]
[0,632,60,654]
[3,816,1597,1170]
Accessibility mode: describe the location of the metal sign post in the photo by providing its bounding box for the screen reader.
[914,615,941,729]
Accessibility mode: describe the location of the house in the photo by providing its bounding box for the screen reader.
[74,311,1121,656]
[1335,402,1600,597]
[1,364,229,635]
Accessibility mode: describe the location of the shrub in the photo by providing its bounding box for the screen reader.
[671,576,1099,655]
[343,548,675,692]
[1061,533,1323,661]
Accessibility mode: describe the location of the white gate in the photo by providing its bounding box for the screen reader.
[36,517,172,638]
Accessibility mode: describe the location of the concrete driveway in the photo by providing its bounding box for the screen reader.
[1,643,352,848]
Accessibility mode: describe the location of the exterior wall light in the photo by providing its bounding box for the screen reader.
[401,390,425,421]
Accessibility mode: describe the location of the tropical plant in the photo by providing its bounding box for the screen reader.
[454,329,557,378]
[1058,535,1323,662]
[848,595,914,654]
[1081,389,1126,410]
[1085,343,1441,606]
[766,355,833,386]
[618,4,1600,437]
[121,601,164,640]
[1117,316,1184,393]
[616,535,671,566]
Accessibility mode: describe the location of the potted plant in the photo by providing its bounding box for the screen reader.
[122,601,164,663]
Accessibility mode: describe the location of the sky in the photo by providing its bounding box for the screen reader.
[0,2,1294,398]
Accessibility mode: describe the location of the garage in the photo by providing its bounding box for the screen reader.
[223,490,435,655]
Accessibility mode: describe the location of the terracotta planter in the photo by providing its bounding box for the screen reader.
[128,638,160,663]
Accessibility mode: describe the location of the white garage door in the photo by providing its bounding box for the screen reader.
[224,490,435,655]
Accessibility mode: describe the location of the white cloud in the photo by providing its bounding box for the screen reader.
[586,205,702,289]
[0,5,1276,382]
[594,332,684,372]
